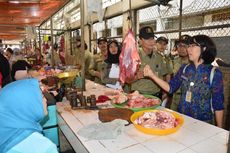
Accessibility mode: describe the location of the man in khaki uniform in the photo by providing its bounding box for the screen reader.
[89,37,108,84]
[131,26,163,98]
[170,35,191,111]
[75,39,93,80]
[155,36,173,105]
[155,36,173,82]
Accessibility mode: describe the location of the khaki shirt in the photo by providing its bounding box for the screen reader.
[131,48,163,95]
[53,51,61,66]
[88,53,106,84]
[100,62,118,85]
[170,56,189,111]
[75,48,93,80]
[172,56,189,74]
[155,52,173,77]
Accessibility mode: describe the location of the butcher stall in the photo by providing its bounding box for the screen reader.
[57,80,229,153]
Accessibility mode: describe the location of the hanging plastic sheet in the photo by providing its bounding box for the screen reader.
[87,0,105,23]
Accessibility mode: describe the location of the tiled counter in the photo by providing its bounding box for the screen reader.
[57,80,229,153]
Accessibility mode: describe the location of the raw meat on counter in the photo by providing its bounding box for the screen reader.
[127,97,160,108]
[111,90,160,108]
[134,111,179,129]
[126,91,160,108]
[111,92,128,104]
[96,95,111,103]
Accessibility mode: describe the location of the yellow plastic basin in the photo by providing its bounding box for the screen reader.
[130,109,184,135]
[56,71,79,79]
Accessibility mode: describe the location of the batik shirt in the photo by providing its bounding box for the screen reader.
[169,63,224,122]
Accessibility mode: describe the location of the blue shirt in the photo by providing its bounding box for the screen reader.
[6,132,58,153]
[169,64,224,121]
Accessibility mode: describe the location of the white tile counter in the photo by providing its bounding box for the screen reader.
[57,80,229,153]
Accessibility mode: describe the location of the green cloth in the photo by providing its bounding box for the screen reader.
[77,119,128,140]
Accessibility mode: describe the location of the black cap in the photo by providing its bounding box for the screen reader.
[188,35,211,48]
[97,37,107,44]
[156,36,168,44]
[187,35,216,64]
[139,26,157,39]
[178,35,192,45]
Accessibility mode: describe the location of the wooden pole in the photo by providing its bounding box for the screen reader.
[50,18,54,66]
[178,0,183,38]
[89,24,92,53]
[38,26,41,51]
[129,0,132,30]
[80,0,86,91]
[228,132,230,153]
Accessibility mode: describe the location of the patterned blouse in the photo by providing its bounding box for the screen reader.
[169,63,224,122]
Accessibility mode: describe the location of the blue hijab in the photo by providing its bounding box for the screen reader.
[0,79,44,153]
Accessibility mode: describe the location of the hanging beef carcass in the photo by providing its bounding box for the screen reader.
[119,30,141,84]
[59,35,65,65]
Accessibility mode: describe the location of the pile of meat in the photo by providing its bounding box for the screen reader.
[112,92,128,104]
[127,91,160,108]
[134,111,179,129]
[111,91,160,108]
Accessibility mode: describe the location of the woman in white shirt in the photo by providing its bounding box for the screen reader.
[101,40,122,89]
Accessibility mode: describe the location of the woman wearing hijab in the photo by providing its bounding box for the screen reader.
[0,79,58,153]
[0,53,11,87]
[100,40,121,89]
[11,60,32,81]
[143,35,224,127]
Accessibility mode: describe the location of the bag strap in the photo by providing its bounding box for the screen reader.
[210,66,216,85]
[210,66,216,113]
[182,64,190,74]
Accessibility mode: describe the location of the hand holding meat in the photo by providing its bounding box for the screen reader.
[143,65,155,78]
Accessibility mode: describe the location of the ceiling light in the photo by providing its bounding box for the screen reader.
[32,11,38,17]
[9,1,20,4]
[8,0,40,4]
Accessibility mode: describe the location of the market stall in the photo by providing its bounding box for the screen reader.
[57,80,229,153]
